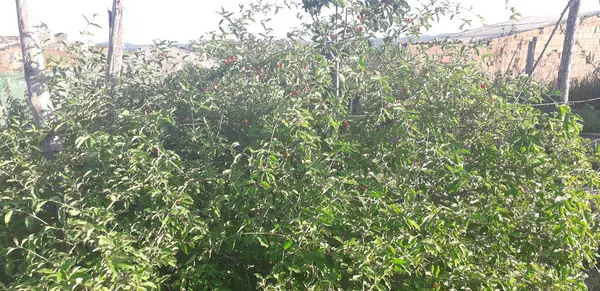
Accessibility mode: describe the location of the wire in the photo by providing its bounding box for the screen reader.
[521,96,600,107]
[526,1,571,81]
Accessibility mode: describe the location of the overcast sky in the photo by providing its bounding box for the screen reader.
[0,0,599,44]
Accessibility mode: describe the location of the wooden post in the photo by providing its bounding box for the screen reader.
[15,0,64,158]
[557,0,581,104]
[106,0,124,95]
[525,37,537,75]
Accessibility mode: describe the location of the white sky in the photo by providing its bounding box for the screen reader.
[0,0,599,44]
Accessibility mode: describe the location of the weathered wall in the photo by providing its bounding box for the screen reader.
[413,15,600,83]
[0,45,23,72]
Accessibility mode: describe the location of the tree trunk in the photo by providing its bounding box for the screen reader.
[106,0,124,95]
[15,0,64,158]
[557,0,581,104]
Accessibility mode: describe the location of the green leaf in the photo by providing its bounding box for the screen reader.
[71,272,92,285]
[343,179,358,185]
[116,262,134,270]
[140,282,158,288]
[406,219,420,231]
[68,209,81,216]
[359,56,367,68]
[261,181,271,190]
[4,261,15,276]
[257,236,269,248]
[75,135,90,149]
[37,268,56,274]
[4,210,12,226]
[288,265,301,273]
[269,154,278,162]
[56,269,67,282]
[282,240,293,250]
[35,201,48,213]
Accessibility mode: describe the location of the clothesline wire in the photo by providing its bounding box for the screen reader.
[521,96,600,107]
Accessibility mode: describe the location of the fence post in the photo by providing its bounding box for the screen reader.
[557,0,581,104]
[525,37,537,76]
[15,0,64,158]
[106,0,124,95]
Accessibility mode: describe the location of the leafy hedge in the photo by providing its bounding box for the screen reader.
[2,1,600,290]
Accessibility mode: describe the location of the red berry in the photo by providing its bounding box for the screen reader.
[242,119,248,124]
[407,18,413,23]
[212,84,217,89]
[277,62,284,69]
[285,151,290,158]
[359,27,364,32]
[481,83,487,89]
[304,65,308,70]
[357,15,361,20]
[162,52,167,57]
[343,121,350,127]
[202,88,207,93]
[304,87,309,93]
[176,199,181,204]
[291,91,297,96]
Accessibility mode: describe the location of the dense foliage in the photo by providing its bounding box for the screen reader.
[2,0,600,290]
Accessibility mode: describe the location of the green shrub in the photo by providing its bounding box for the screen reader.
[574,105,600,133]
[1,1,599,290]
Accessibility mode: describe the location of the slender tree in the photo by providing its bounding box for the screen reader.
[15,0,64,158]
[106,0,124,95]
[557,0,581,104]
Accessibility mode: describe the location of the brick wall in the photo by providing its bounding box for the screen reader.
[0,46,23,72]
[484,15,600,83]
[412,15,600,84]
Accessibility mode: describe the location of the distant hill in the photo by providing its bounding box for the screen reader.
[96,42,147,51]
[369,34,447,46]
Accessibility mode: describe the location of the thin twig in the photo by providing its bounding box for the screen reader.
[503,40,524,78]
